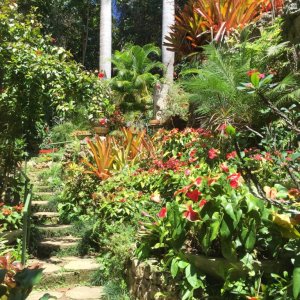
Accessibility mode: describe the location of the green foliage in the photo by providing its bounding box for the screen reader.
[181,21,299,130]
[111,44,164,112]
[0,0,112,195]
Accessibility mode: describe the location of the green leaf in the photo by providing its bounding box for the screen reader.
[185,264,200,289]
[171,258,179,278]
[240,220,256,251]
[293,256,300,299]
[178,260,189,269]
[225,125,236,136]
[221,238,237,261]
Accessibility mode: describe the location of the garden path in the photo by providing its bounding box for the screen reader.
[26,159,104,299]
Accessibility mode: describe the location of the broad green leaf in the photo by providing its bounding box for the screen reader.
[293,256,300,299]
[170,258,179,278]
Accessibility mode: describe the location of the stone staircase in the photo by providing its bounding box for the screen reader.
[26,159,103,298]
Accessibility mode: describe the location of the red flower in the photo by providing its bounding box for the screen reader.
[227,173,241,189]
[194,177,202,186]
[226,151,237,160]
[99,118,108,126]
[208,148,218,159]
[158,207,167,218]
[98,72,105,79]
[183,205,200,221]
[189,149,197,158]
[119,198,126,203]
[220,163,229,173]
[247,69,258,76]
[199,199,207,208]
[186,189,201,202]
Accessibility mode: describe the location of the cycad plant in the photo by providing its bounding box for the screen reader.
[181,22,298,131]
[111,44,164,111]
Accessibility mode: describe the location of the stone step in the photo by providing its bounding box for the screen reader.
[32,212,59,218]
[33,185,52,192]
[27,257,102,291]
[38,236,80,249]
[36,224,73,237]
[32,200,50,207]
[34,191,53,197]
[28,286,105,300]
[36,236,81,258]
[32,200,57,212]
[32,211,60,225]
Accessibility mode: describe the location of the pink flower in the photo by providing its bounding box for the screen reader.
[184,169,191,176]
[199,199,207,208]
[217,123,227,131]
[158,207,167,218]
[150,193,161,203]
[220,163,229,173]
[259,73,265,79]
[227,173,241,189]
[252,154,263,161]
[226,151,237,160]
[183,205,200,221]
[186,189,201,202]
[141,211,150,217]
[208,148,218,159]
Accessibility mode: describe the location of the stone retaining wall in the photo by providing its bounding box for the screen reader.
[127,259,178,300]
[283,0,300,44]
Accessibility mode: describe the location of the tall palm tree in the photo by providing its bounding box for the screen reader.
[162,0,175,82]
[99,0,112,78]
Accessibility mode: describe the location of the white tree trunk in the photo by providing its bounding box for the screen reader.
[99,0,112,79]
[162,0,175,82]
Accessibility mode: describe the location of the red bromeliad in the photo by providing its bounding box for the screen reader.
[158,207,167,218]
[208,148,219,159]
[227,173,241,189]
[186,189,201,202]
[183,205,200,221]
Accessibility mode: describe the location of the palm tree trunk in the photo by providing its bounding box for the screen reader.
[99,0,112,78]
[162,0,175,82]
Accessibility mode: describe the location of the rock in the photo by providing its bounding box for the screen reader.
[65,286,105,299]
[28,291,64,300]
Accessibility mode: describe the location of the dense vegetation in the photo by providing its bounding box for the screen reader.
[0,0,299,299]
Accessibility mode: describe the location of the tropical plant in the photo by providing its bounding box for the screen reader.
[164,0,284,59]
[111,44,164,110]
[0,0,112,196]
[81,128,156,180]
[0,253,43,299]
[82,135,114,180]
[181,21,298,131]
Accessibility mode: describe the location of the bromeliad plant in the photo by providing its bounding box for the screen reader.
[165,0,284,59]
[81,128,156,180]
